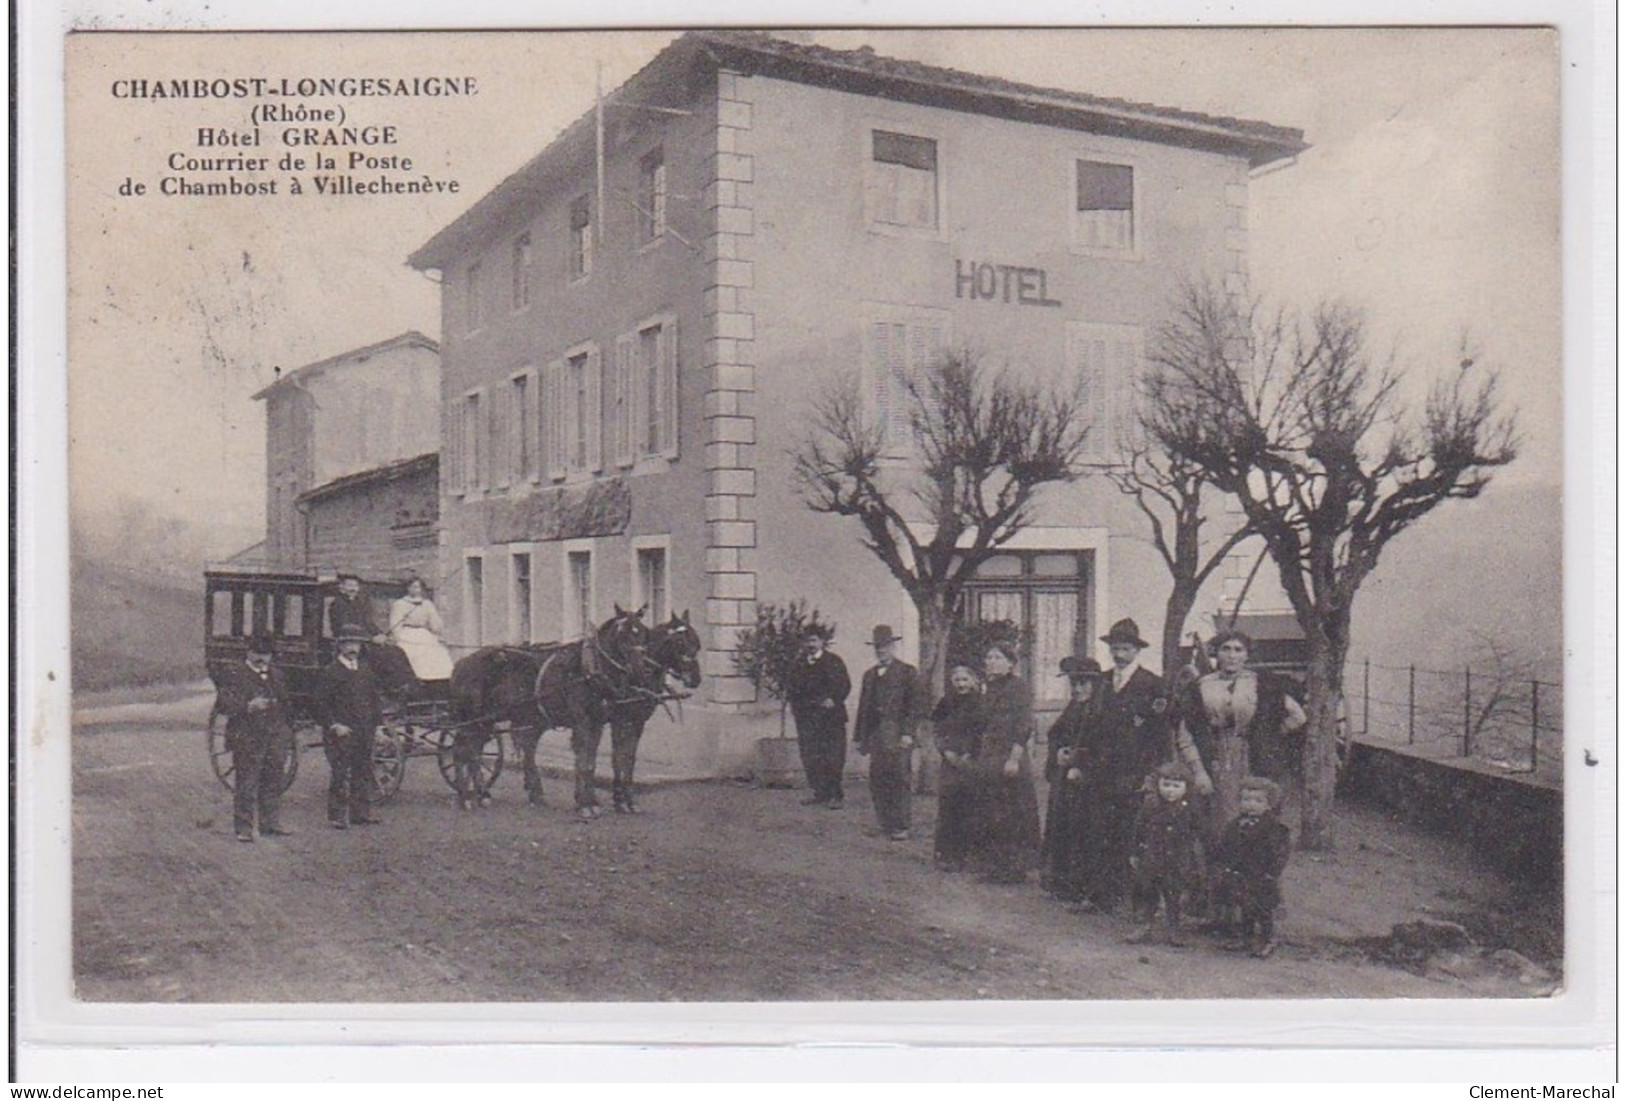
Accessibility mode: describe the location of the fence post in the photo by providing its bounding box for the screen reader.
[1529,679,1540,774]
[1362,657,1371,740]
[1407,665,1416,745]
[1463,666,1472,757]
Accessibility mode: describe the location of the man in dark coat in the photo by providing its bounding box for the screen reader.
[213,632,295,842]
[851,625,927,841]
[316,628,385,828]
[327,573,382,640]
[1092,617,1173,911]
[783,627,852,808]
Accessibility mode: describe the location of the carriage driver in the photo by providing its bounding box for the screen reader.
[317,627,386,829]
[214,632,296,842]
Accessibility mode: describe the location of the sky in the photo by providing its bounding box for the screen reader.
[64,27,1564,558]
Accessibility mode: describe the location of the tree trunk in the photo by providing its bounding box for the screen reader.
[1160,581,1201,684]
[913,597,952,796]
[1298,625,1348,850]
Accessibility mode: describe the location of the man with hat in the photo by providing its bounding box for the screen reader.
[213,632,295,842]
[783,626,852,809]
[316,627,386,828]
[851,625,927,841]
[1093,617,1173,910]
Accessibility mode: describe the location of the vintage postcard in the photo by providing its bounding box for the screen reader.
[18,5,1614,1081]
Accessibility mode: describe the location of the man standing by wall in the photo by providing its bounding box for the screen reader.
[317,627,385,829]
[784,626,852,809]
[852,625,927,841]
[213,632,294,843]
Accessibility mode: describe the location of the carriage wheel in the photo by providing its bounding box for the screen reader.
[370,726,407,805]
[436,727,506,793]
[208,706,300,794]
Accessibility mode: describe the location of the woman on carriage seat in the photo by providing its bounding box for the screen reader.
[388,576,455,685]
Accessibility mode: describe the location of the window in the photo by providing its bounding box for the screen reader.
[465,261,484,331]
[1074,159,1136,254]
[544,348,602,479]
[867,130,938,231]
[506,372,535,485]
[211,590,239,637]
[637,148,666,244]
[569,195,593,279]
[457,390,486,492]
[512,233,532,309]
[862,305,950,456]
[512,551,532,642]
[962,552,1091,706]
[567,550,593,638]
[636,546,668,621]
[1067,322,1143,462]
[466,555,484,646]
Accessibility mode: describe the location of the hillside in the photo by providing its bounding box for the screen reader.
[71,556,203,691]
[1350,481,1564,671]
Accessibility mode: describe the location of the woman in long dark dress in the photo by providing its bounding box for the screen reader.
[1040,655,1106,904]
[931,663,985,872]
[973,641,1042,884]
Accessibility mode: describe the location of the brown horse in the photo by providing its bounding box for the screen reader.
[449,606,683,817]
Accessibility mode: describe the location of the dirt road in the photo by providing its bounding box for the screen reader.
[71,693,1559,1003]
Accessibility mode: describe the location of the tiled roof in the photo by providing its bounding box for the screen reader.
[296,452,439,505]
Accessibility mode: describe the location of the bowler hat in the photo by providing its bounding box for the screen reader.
[336,572,362,584]
[1100,618,1150,649]
[246,631,276,654]
[336,626,371,644]
[1058,655,1103,679]
[868,625,901,647]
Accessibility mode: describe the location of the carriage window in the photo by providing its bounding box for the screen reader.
[280,595,304,637]
[211,590,238,637]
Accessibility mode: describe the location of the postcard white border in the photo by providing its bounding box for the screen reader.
[15,0,1616,1082]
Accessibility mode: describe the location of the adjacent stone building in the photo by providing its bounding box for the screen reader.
[254,330,441,580]
[408,32,1305,768]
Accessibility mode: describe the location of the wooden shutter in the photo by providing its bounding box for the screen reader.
[658,318,678,459]
[525,367,542,482]
[613,334,635,467]
[545,360,566,480]
[445,398,463,495]
[586,347,603,473]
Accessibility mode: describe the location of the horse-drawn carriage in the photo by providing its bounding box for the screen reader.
[204,567,704,814]
[203,568,502,803]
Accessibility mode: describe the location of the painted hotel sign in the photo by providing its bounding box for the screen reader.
[953,259,1063,307]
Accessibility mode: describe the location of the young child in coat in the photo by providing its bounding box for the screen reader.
[1125,760,1203,946]
[1211,775,1292,958]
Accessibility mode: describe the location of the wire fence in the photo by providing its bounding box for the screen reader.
[1348,657,1563,784]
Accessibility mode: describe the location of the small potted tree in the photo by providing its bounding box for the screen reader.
[732,600,836,788]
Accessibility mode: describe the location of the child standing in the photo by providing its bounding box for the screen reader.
[1212,775,1292,958]
[1125,761,1203,946]
[931,664,985,872]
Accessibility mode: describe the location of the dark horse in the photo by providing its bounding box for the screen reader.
[447,608,701,817]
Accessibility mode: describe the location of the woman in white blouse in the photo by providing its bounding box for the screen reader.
[388,577,455,683]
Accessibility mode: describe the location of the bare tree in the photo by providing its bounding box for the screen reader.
[1148,283,1519,848]
[1106,435,1257,679]
[793,350,1093,692]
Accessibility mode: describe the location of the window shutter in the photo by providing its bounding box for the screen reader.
[478,387,492,489]
[586,348,603,473]
[493,384,511,490]
[545,361,567,480]
[614,334,635,467]
[906,318,944,444]
[526,367,542,482]
[659,318,678,459]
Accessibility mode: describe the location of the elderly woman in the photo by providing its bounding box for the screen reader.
[1040,655,1109,905]
[388,577,455,683]
[930,663,985,872]
[1174,630,1307,845]
[972,641,1042,884]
